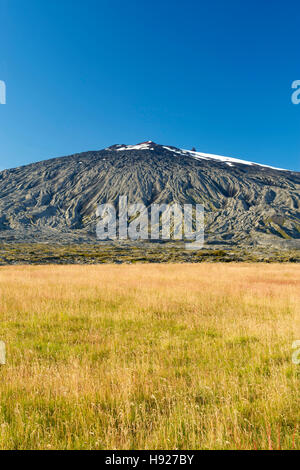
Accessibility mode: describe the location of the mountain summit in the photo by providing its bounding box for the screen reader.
[107,142,289,171]
[0,142,299,247]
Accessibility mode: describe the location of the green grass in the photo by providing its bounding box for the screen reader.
[0,263,299,449]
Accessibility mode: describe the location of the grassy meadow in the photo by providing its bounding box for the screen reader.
[0,263,299,449]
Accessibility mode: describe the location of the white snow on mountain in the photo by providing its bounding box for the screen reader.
[112,142,155,151]
[162,146,288,171]
[106,141,288,171]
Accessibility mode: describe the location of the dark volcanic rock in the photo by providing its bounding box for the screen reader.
[0,142,299,247]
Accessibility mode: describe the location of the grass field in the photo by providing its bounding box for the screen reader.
[0,263,299,450]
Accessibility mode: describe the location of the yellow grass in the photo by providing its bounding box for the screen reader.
[0,263,299,450]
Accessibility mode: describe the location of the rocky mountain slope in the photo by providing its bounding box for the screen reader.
[0,141,299,248]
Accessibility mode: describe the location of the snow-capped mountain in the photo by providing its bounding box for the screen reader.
[0,141,299,246]
[108,141,288,171]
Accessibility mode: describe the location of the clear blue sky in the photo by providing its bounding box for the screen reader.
[0,0,299,171]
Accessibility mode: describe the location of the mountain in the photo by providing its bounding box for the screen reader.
[0,141,299,248]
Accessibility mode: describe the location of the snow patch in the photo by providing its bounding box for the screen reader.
[106,142,288,171]
[108,141,156,152]
[162,147,288,171]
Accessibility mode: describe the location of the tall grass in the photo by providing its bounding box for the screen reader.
[0,263,299,449]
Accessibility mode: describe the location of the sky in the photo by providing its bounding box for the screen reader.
[0,0,299,171]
